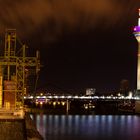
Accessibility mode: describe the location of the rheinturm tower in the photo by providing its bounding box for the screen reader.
[134,9,140,90]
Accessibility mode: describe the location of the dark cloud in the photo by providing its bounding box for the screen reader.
[0,0,139,41]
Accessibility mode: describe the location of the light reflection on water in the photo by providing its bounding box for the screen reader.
[30,115,140,140]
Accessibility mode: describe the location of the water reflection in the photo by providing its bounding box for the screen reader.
[30,114,140,140]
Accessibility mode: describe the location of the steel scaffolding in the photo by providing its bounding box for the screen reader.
[0,29,40,108]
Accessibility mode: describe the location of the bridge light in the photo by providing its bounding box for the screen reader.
[36,96,40,99]
[54,96,58,99]
[42,96,46,98]
[121,96,124,99]
[61,96,65,99]
[40,102,43,105]
[48,96,52,99]
[53,102,56,106]
[84,104,88,109]
[29,96,33,99]
[61,102,65,106]
[67,96,72,99]
[74,96,78,99]
[80,96,85,99]
[100,96,105,99]
[106,96,111,99]
[93,96,99,99]
[87,96,92,99]
[113,97,116,99]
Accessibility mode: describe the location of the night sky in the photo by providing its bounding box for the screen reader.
[0,0,140,94]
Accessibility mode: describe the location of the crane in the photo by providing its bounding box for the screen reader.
[0,29,40,109]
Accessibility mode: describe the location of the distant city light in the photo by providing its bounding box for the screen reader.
[86,88,96,96]
[118,93,121,96]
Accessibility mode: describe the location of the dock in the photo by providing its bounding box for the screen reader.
[0,108,43,140]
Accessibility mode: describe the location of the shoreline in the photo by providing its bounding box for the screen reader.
[25,113,44,140]
[25,107,137,115]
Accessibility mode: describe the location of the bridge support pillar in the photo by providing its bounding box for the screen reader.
[135,101,140,113]
[66,100,70,114]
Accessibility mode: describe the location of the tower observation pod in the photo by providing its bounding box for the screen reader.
[134,9,140,90]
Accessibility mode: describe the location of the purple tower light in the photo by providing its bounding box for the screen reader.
[134,9,140,90]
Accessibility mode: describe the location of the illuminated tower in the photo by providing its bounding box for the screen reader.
[134,9,140,90]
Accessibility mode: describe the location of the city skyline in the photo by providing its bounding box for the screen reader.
[0,1,140,93]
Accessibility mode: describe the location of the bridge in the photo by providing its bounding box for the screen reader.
[24,95,140,101]
[24,94,140,114]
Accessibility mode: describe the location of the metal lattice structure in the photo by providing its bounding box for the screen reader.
[0,29,40,108]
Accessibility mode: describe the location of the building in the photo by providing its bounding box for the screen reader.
[4,79,16,109]
[86,88,96,96]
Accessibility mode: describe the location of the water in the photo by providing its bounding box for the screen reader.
[30,114,140,140]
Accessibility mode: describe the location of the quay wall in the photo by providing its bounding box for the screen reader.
[0,119,26,140]
[0,114,43,140]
